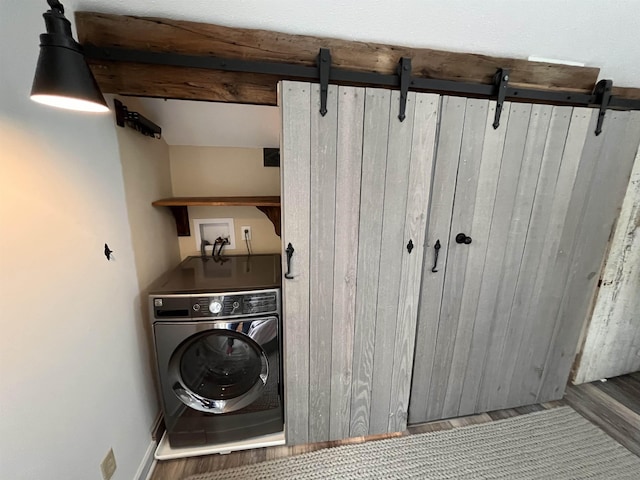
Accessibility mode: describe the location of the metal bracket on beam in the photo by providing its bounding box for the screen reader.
[492,68,510,129]
[318,48,331,116]
[594,79,613,136]
[114,99,162,138]
[398,57,412,121]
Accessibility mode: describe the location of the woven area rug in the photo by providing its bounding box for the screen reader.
[185,407,640,480]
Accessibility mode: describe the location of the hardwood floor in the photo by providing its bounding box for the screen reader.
[149,373,639,480]
[564,372,640,457]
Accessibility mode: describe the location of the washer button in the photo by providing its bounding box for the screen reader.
[209,301,223,314]
[193,304,200,311]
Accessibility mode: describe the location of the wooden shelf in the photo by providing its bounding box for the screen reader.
[152,196,281,237]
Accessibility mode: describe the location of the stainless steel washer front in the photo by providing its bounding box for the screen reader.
[156,317,277,415]
[149,262,283,449]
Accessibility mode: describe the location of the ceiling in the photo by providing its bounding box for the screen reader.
[134,98,279,148]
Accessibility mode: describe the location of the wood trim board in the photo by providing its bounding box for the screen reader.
[368,89,416,435]
[308,83,338,443]
[349,88,392,438]
[387,92,439,432]
[328,86,364,441]
[572,148,640,384]
[280,82,312,444]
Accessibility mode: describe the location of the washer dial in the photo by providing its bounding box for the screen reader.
[209,301,222,314]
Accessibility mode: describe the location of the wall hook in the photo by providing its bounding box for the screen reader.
[104,243,113,260]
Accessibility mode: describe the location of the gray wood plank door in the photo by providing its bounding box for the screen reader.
[280,81,439,444]
[409,100,640,424]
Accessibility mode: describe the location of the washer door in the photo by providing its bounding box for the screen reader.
[169,328,268,414]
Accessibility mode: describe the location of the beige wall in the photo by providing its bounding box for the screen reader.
[169,146,281,258]
[114,96,182,404]
[115,96,181,289]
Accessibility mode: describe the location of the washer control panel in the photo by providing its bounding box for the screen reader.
[191,292,278,318]
[151,289,280,321]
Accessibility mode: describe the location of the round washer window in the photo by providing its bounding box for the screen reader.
[179,330,264,400]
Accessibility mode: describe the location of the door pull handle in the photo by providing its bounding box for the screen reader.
[431,239,441,273]
[284,243,295,279]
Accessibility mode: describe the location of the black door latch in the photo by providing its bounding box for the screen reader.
[431,239,441,273]
[284,243,295,279]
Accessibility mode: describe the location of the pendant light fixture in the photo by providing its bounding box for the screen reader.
[30,0,109,113]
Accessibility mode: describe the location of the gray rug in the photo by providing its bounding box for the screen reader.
[185,407,640,479]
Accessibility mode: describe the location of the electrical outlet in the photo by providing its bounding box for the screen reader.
[241,226,252,241]
[100,448,117,480]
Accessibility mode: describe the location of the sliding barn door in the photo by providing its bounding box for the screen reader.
[280,81,439,444]
[409,98,640,424]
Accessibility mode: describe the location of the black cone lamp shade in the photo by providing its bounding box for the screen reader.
[30,1,108,113]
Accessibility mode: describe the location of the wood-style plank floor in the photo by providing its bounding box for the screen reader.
[150,373,640,480]
[564,372,640,457]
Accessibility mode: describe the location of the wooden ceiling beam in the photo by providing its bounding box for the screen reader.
[87,61,280,105]
[611,86,640,100]
[75,11,637,105]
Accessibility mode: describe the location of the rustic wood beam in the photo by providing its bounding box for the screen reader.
[612,86,640,101]
[76,11,612,105]
[88,60,280,105]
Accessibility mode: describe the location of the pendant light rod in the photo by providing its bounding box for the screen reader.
[47,0,64,14]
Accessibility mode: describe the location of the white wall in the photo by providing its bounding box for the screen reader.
[0,2,157,479]
[76,0,640,88]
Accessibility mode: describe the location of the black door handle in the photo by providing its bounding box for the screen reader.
[431,239,441,273]
[455,233,472,245]
[284,243,295,279]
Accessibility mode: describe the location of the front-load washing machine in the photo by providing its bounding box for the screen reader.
[149,254,283,448]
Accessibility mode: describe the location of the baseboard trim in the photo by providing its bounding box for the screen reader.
[135,440,157,480]
[150,411,165,442]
